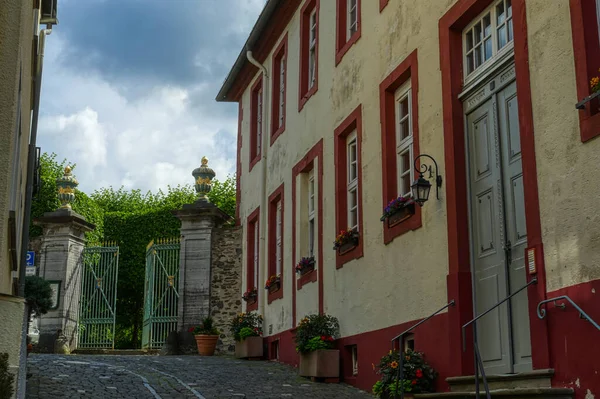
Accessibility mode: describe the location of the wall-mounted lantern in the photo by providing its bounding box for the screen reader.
[411,154,443,207]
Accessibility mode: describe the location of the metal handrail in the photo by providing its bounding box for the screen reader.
[537,295,600,330]
[390,300,455,399]
[462,277,538,399]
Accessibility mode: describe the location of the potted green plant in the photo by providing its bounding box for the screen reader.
[372,349,437,398]
[295,314,340,380]
[231,312,263,359]
[333,229,359,255]
[189,316,220,356]
[380,196,415,227]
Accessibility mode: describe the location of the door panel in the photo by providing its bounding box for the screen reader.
[497,82,532,372]
[466,99,512,373]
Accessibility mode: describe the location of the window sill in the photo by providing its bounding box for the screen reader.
[335,31,361,66]
[267,287,283,304]
[249,154,261,173]
[579,102,600,143]
[246,299,258,312]
[299,85,318,112]
[297,269,317,290]
[335,241,363,269]
[270,125,286,146]
[383,210,422,245]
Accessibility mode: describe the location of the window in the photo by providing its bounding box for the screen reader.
[463,0,513,78]
[335,0,361,65]
[404,333,415,352]
[334,105,364,268]
[569,0,600,142]
[395,83,413,197]
[250,76,263,171]
[246,208,260,312]
[268,184,284,303]
[308,170,315,257]
[379,50,422,244]
[299,0,319,110]
[346,132,359,231]
[271,34,288,144]
[351,345,358,376]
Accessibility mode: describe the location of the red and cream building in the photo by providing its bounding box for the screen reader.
[216,0,600,396]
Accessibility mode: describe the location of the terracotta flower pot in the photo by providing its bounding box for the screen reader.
[299,349,340,378]
[235,336,263,358]
[194,334,219,356]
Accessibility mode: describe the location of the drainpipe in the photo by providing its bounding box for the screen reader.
[18,26,52,297]
[246,48,269,317]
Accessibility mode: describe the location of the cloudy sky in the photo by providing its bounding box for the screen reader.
[38,0,265,193]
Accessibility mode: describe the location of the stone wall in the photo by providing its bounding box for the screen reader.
[210,226,242,355]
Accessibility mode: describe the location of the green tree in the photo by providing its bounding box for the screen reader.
[0,353,14,399]
[24,276,53,317]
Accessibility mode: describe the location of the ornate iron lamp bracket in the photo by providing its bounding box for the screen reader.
[413,154,443,200]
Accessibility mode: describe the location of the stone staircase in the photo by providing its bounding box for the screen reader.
[414,369,574,399]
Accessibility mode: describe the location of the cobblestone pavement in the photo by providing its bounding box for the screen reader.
[26,354,374,399]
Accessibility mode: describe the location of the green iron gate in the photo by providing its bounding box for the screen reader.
[142,238,180,350]
[78,242,119,349]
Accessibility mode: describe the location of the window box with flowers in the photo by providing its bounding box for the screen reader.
[333,229,359,255]
[242,288,258,305]
[588,71,600,112]
[372,349,437,399]
[230,311,264,359]
[380,196,415,228]
[264,274,281,294]
[296,314,340,380]
[295,256,316,276]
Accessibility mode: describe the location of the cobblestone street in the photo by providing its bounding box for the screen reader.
[26,354,373,398]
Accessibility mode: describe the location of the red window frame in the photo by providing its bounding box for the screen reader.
[334,105,364,269]
[379,50,422,244]
[379,0,389,12]
[268,184,285,304]
[246,207,260,312]
[299,0,319,112]
[249,75,263,171]
[569,0,600,142]
[335,0,361,65]
[271,34,288,145]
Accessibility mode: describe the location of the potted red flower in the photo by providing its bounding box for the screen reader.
[372,349,437,398]
[242,287,258,304]
[295,314,340,380]
[190,316,220,356]
[264,274,281,293]
[230,312,264,359]
[333,229,359,255]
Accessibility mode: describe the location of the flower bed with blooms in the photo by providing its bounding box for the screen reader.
[372,349,437,397]
[333,229,359,250]
[295,257,316,274]
[230,311,263,342]
[242,287,258,302]
[380,196,413,221]
[295,314,339,354]
[189,316,220,336]
[264,274,281,290]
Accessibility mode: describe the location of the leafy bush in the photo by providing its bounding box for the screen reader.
[190,316,220,336]
[304,335,335,352]
[0,353,14,399]
[24,276,53,316]
[230,312,263,342]
[294,314,339,354]
[372,349,437,397]
[238,327,260,341]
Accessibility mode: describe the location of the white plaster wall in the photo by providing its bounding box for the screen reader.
[0,296,25,398]
[524,0,600,293]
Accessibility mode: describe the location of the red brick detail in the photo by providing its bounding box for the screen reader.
[271,33,288,146]
[299,0,320,112]
[335,0,361,65]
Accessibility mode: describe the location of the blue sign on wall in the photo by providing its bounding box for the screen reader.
[26,251,35,267]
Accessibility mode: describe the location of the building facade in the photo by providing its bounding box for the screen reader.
[0,0,57,397]
[217,0,600,397]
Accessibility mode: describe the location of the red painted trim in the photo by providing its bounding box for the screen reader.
[246,207,260,312]
[379,0,389,12]
[291,140,324,325]
[271,33,288,146]
[268,183,285,304]
[264,329,299,366]
[379,49,422,245]
[569,0,600,142]
[249,75,263,172]
[335,0,361,66]
[439,0,549,374]
[236,102,243,226]
[334,105,364,269]
[225,2,301,101]
[298,0,320,112]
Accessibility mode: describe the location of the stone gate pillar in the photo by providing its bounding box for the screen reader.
[34,166,95,353]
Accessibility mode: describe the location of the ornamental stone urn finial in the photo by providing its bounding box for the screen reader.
[56,165,79,209]
[192,156,216,203]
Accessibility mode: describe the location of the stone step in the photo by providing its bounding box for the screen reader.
[446,370,554,391]
[415,388,574,399]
